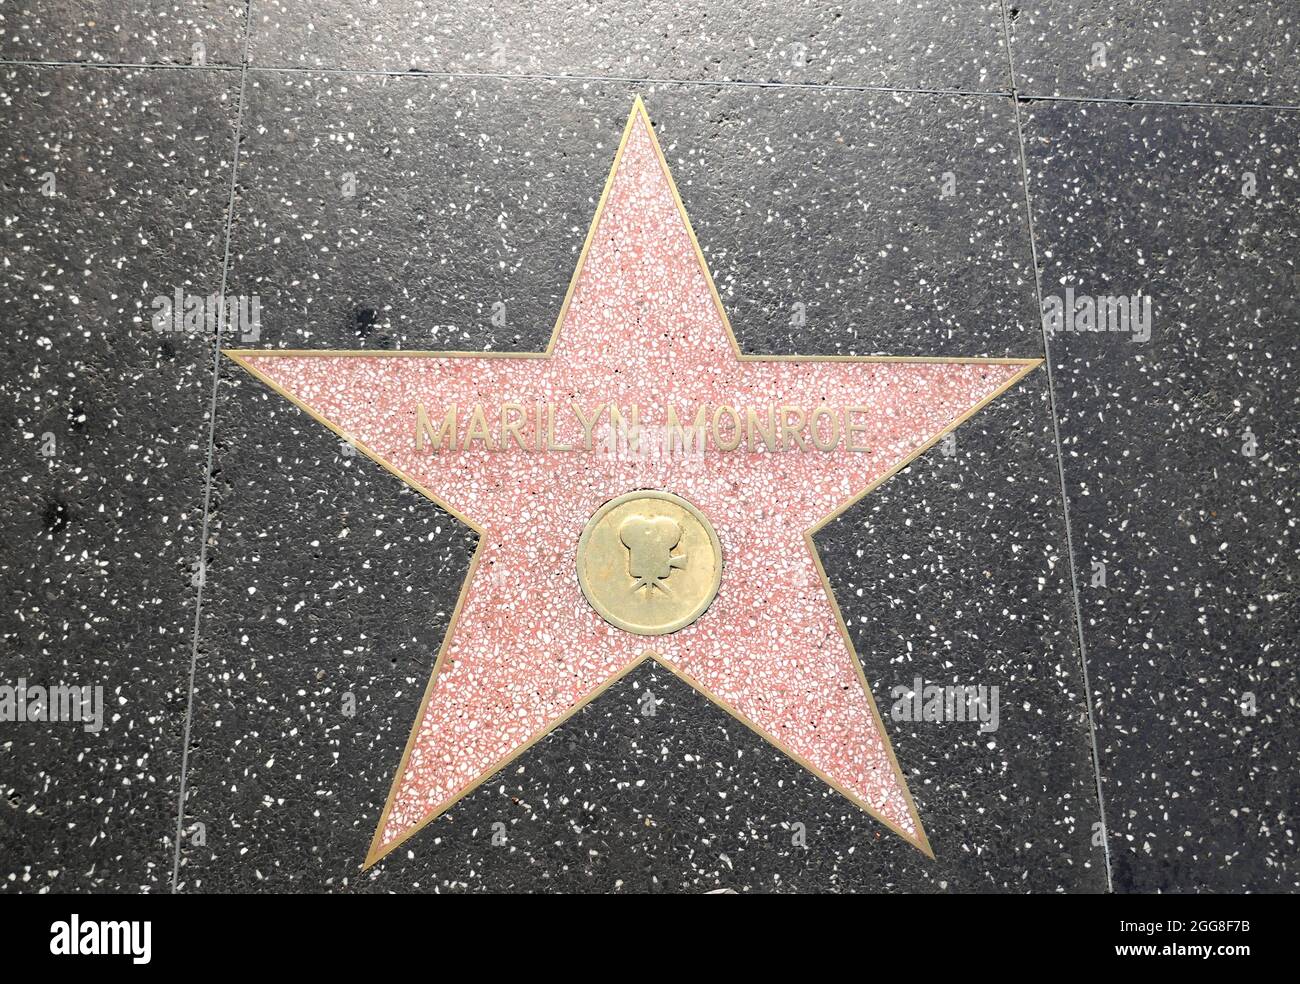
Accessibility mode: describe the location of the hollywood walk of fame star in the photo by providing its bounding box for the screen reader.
[226,99,1041,867]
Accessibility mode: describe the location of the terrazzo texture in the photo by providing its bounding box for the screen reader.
[231,107,1039,862]
[245,0,1010,91]
[1,2,1295,895]
[1009,2,1299,104]
[0,65,237,891]
[1023,102,1298,892]
[0,1,249,66]
[176,363,476,889]
[227,76,1041,357]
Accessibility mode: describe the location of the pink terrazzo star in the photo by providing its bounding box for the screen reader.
[228,99,1040,866]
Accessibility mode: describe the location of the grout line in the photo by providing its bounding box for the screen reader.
[999,0,1115,894]
[0,57,241,71]
[2,56,1298,111]
[237,64,1012,98]
[168,1,253,896]
[0,56,1005,97]
[1017,92,1300,112]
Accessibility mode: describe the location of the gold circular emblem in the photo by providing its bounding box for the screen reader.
[576,490,723,636]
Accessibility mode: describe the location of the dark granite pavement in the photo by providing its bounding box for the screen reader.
[1,1,1294,893]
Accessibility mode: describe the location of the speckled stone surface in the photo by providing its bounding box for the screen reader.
[2,2,1296,896]
[227,76,1041,357]
[226,103,1043,863]
[0,1,249,65]
[1023,102,1298,892]
[181,358,1098,893]
[1009,2,1299,104]
[0,65,237,891]
[245,0,1010,91]
[176,363,476,889]
[172,85,1099,893]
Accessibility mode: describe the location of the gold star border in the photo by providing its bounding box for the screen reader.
[226,98,1043,868]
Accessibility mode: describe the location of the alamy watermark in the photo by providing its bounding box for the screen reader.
[593,421,706,470]
[1042,287,1152,343]
[890,677,999,733]
[151,288,261,341]
[50,915,150,964]
[0,679,104,733]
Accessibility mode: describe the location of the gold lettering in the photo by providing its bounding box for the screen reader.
[462,404,497,450]
[809,406,840,452]
[779,406,808,451]
[845,406,870,452]
[415,400,866,454]
[711,404,742,451]
[546,402,572,451]
[746,406,778,452]
[610,404,640,454]
[500,403,528,451]
[415,404,457,451]
[571,403,606,452]
[665,405,707,454]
